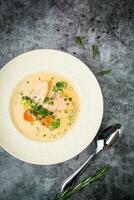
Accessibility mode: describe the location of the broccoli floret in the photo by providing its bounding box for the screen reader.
[49,118,60,131]
[21,96,33,108]
[52,82,67,93]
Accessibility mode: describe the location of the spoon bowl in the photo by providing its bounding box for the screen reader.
[97,123,122,149]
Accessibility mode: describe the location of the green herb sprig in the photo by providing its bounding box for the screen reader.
[55,165,110,200]
[75,36,84,48]
[97,69,112,76]
[92,44,100,59]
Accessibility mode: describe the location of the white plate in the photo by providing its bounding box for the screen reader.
[0,49,103,165]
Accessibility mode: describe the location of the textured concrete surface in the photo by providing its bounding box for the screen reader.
[0,0,134,199]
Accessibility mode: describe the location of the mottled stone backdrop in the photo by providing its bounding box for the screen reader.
[0,0,134,199]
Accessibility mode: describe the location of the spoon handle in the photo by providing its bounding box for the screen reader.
[61,123,122,193]
[61,149,100,193]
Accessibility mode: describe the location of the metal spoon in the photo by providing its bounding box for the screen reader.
[61,123,122,193]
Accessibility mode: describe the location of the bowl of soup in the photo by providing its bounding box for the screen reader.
[0,49,103,165]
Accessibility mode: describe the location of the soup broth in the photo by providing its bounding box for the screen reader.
[10,72,80,142]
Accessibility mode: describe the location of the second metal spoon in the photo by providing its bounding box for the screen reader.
[61,123,122,193]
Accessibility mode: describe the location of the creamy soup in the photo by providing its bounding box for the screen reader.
[10,72,80,142]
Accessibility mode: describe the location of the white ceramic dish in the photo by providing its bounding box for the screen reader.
[0,49,103,165]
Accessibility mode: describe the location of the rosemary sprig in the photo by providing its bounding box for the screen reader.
[55,165,110,200]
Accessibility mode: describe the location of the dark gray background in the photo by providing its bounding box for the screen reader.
[0,0,134,199]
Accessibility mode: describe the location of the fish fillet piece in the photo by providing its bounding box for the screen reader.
[44,93,67,111]
[33,82,48,102]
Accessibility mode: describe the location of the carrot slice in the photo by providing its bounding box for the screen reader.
[23,109,34,122]
[40,116,53,127]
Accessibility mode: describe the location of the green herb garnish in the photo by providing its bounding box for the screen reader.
[97,69,112,76]
[55,165,110,200]
[52,82,67,93]
[43,97,49,103]
[49,118,60,131]
[75,36,84,48]
[48,101,54,105]
[21,96,53,118]
[44,97,54,105]
[64,110,68,113]
[92,44,100,59]
[32,104,53,117]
